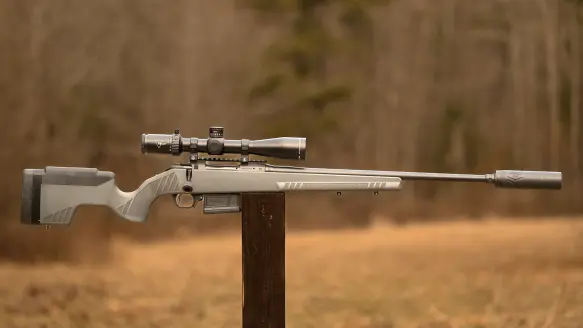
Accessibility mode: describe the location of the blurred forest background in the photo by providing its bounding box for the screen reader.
[0,0,581,263]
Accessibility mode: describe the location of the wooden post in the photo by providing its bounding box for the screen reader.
[241,192,286,328]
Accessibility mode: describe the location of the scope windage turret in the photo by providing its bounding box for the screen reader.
[141,127,307,160]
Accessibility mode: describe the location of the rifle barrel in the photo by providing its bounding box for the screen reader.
[266,166,562,190]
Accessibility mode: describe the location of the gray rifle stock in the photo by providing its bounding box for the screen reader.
[20,127,562,226]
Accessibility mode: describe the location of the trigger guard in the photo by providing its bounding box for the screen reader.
[174,194,196,208]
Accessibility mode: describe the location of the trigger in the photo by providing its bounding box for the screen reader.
[175,194,197,208]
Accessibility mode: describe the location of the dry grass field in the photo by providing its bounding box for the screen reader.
[1,218,583,328]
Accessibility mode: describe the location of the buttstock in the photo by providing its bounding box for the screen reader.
[21,167,116,225]
[20,167,186,225]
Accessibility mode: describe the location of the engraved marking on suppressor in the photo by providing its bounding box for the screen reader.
[506,172,523,185]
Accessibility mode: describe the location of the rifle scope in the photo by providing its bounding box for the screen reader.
[141,127,307,160]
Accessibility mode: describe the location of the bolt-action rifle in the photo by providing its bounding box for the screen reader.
[20,127,562,226]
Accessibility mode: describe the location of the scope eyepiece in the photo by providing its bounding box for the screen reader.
[141,127,307,160]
